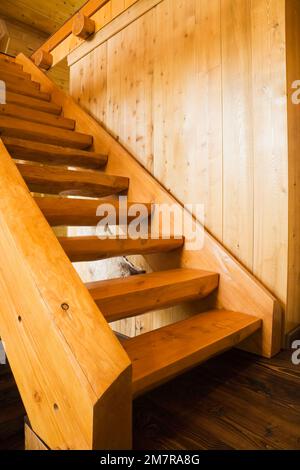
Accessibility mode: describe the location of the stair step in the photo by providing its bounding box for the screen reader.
[34,196,151,226]
[4,81,50,101]
[59,236,184,262]
[0,105,75,130]
[122,310,262,397]
[6,92,62,115]
[87,269,219,322]
[17,162,129,198]
[0,59,23,72]
[0,65,31,81]
[3,137,106,168]
[0,70,40,89]
[0,117,93,148]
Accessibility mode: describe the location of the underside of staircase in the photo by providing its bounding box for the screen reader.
[0,53,282,450]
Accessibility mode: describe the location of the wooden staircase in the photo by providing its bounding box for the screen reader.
[0,53,281,450]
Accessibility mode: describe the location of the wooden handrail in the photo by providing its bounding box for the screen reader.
[31,0,109,61]
[31,0,140,68]
[0,139,131,449]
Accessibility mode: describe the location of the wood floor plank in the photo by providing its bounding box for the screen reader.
[0,105,75,130]
[59,236,184,262]
[87,269,219,322]
[0,116,93,148]
[34,196,151,226]
[6,92,62,115]
[17,162,129,198]
[122,310,261,397]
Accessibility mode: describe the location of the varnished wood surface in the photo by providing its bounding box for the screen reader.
[0,140,132,450]
[0,63,31,81]
[60,235,184,262]
[122,310,261,397]
[0,116,93,149]
[0,69,40,88]
[3,137,107,169]
[59,2,284,355]
[6,91,62,115]
[35,195,151,226]
[2,350,299,450]
[16,53,280,357]
[0,105,75,130]
[70,0,288,312]
[3,80,50,101]
[31,0,109,58]
[0,57,22,71]
[17,162,129,198]
[87,269,219,322]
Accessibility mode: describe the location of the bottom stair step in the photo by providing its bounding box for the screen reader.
[122,310,261,397]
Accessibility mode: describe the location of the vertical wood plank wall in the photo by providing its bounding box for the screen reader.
[69,0,295,333]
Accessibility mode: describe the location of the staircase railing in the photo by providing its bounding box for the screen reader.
[0,139,132,450]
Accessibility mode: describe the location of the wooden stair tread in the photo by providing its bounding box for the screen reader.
[0,116,93,149]
[59,236,184,262]
[122,310,262,397]
[3,137,106,169]
[87,269,219,322]
[0,59,22,72]
[0,70,40,89]
[0,66,31,81]
[16,162,129,198]
[0,104,75,130]
[6,92,62,115]
[34,196,151,226]
[4,81,50,101]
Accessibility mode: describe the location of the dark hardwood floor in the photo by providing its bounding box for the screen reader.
[1,349,300,450]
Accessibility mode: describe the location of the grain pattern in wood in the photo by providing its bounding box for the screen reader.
[0,116,93,149]
[0,139,132,450]
[123,310,261,397]
[3,80,50,101]
[6,91,62,115]
[3,137,107,168]
[72,13,96,39]
[34,195,151,226]
[87,269,219,322]
[60,235,184,262]
[0,105,75,130]
[16,52,281,357]
[0,69,40,88]
[16,162,129,198]
[34,50,53,70]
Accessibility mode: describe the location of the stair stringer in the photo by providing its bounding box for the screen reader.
[0,139,132,450]
[16,53,282,358]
